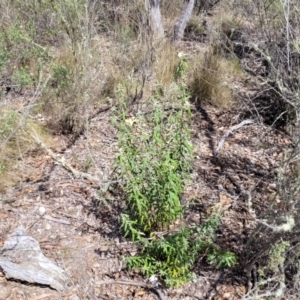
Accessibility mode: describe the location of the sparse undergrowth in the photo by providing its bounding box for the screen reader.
[1,0,300,297]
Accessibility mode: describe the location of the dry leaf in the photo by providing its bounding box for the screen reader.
[135,288,146,296]
[33,160,44,168]
[237,222,243,227]
[0,210,8,218]
[220,194,231,205]
[236,285,246,296]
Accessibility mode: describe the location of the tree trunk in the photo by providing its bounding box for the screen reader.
[173,0,195,41]
[148,0,164,38]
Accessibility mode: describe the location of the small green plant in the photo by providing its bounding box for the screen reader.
[206,247,237,267]
[174,52,188,80]
[246,240,290,299]
[119,213,145,241]
[51,63,71,90]
[5,23,24,45]
[261,240,289,276]
[0,163,6,174]
[12,67,33,90]
[126,227,195,287]
[0,110,18,137]
[126,212,236,286]
[82,157,93,172]
[0,33,9,70]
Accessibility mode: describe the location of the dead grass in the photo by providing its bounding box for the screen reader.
[188,51,234,109]
[160,0,183,34]
[208,0,247,53]
[186,2,245,110]
[38,36,110,135]
[185,15,206,36]
[0,108,55,192]
[154,41,180,85]
[211,6,243,34]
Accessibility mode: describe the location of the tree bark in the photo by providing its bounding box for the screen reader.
[173,0,195,41]
[148,0,164,38]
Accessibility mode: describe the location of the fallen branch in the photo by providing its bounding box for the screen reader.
[43,215,71,225]
[30,130,100,184]
[214,119,256,156]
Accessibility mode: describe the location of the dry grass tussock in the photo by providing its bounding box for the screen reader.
[210,1,244,34]
[154,41,180,85]
[103,39,153,99]
[188,50,237,109]
[39,35,111,135]
[185,15,206,37]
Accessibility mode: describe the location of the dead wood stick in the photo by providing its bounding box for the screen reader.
[43,215,71,225]
[30,131,100,184]
[214,119,256,156]
[95,279,167,300]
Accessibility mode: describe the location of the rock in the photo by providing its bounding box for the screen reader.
[38,206,46,215]
[0,226,69,291]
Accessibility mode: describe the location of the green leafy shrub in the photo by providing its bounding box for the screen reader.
[0,110,18,139]
[206,247,237,267]
[126,211,236,286]
[115,84,236,286]
[12,67,34,90]
[0,33,9,70]
[116,84,192,236]
[51,63,71,91]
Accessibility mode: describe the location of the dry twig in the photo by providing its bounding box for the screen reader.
[214,119,256,156]
[30,130,100,184]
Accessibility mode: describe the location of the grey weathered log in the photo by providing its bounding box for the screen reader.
[148,0,164,38]
[173,0,195,41]
[0,227,69,291]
